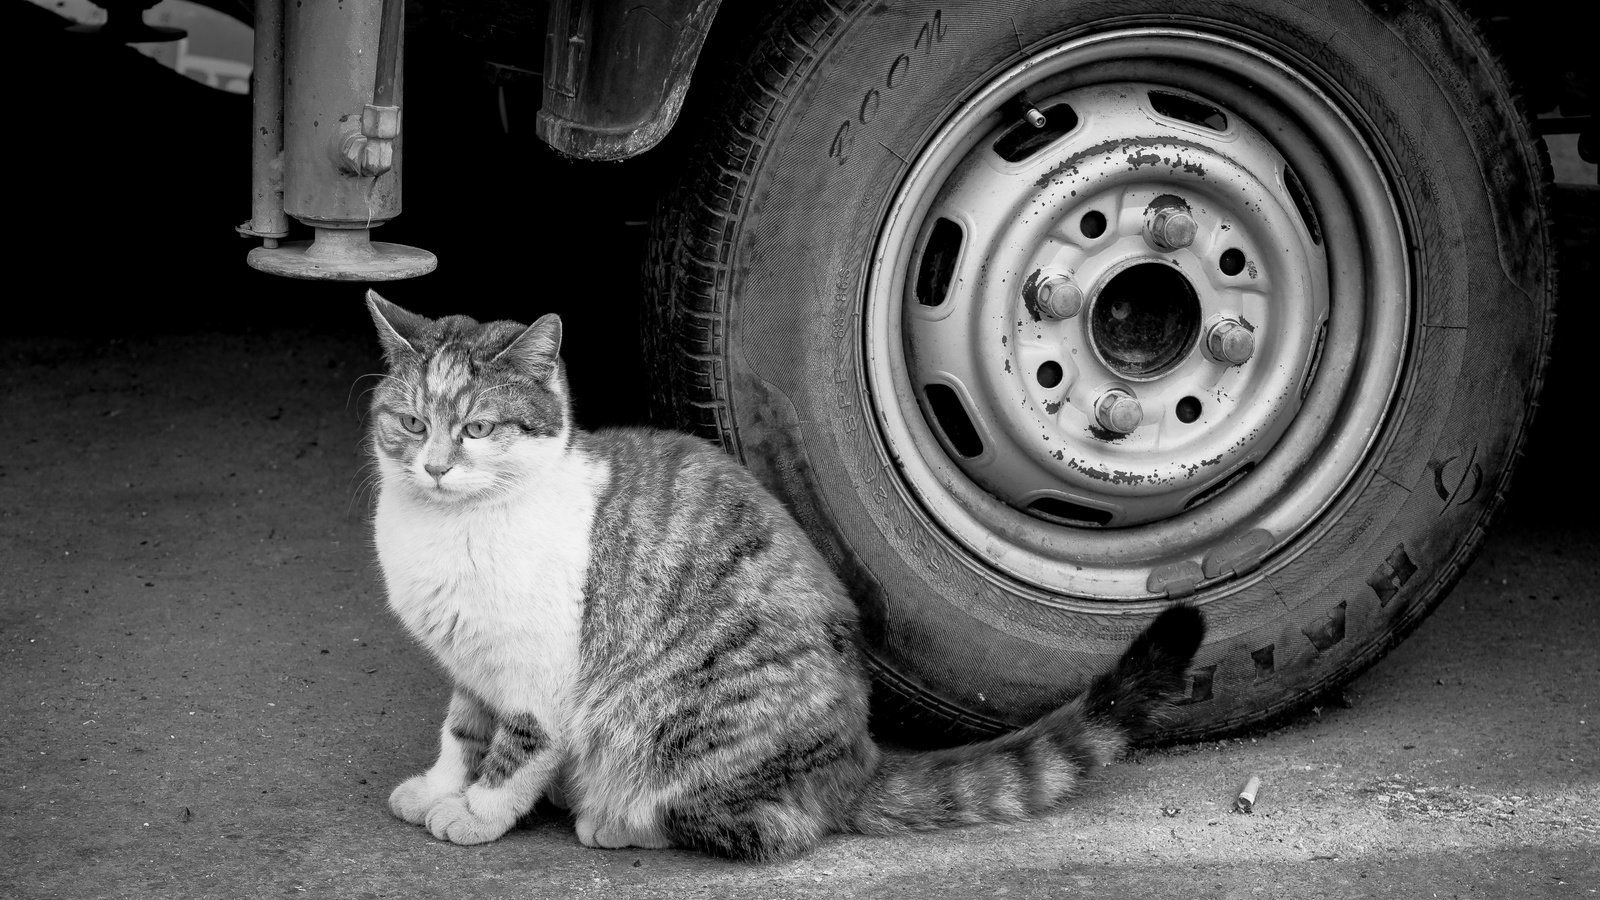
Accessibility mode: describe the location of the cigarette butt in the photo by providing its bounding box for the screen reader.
[1234,774,1262,813]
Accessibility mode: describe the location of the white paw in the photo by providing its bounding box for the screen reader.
[425,793,514,846]
[575,814,670,850]
[574,814,602,848]
[389,775,455,825]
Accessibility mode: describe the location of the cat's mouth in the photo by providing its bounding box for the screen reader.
[413,471,466,497]
[411,470,501,504]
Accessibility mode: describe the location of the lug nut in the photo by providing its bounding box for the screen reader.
[1206,318,1256,366]
[1145,208,1197,251]
[1094,388,1143,434]
[1035,272,1084,319]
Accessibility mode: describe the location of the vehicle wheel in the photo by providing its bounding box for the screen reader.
[645,0,1555,741]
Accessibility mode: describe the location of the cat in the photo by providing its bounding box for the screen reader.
[363,289,1205,861]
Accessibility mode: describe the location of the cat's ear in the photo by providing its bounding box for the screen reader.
[494,314,563,382]
[366,290,429,362]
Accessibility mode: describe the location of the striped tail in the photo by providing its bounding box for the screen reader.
[845,605,1205,834]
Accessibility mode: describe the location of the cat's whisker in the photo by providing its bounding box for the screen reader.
[347,372,391,413]
[349,467,384,517]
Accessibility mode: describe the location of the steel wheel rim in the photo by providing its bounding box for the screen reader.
[863,26,1411,603]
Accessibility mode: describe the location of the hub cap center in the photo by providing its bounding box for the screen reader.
[1089,262,1201,380]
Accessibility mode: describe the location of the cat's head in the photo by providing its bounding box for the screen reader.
[365,290,571,504]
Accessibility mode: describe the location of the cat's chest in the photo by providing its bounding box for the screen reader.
[373,466,605,711]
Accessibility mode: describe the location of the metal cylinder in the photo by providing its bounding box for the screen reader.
[246,0,288,241]
[373,0,404,108]
[282,0,402,228]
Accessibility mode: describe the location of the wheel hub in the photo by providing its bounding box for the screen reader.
[905,81,1327,528]
[1087,260,1201,380]
[864,28,1409,600]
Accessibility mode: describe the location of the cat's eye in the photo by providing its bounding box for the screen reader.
[400,415,427,434]
[463,421,496,439]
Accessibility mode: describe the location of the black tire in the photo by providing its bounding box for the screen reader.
[646,0,1555,742]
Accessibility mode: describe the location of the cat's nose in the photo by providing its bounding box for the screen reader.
[425,463,453,484]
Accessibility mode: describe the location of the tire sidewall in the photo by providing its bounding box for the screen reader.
[712,0,1548,736]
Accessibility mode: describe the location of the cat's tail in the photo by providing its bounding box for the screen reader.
[843,604,1205,835]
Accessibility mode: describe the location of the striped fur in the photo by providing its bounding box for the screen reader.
[364,293,1205,860]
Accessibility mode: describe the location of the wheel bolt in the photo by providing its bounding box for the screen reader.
[1094,388,1143,434]
[1145,208,1197,251]
[1206,318,1256,366]
[1035,272,1084,318]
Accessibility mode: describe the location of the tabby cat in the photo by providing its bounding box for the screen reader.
[364,290,1205,861]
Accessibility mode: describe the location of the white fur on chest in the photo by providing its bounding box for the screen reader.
[373,454,607,724]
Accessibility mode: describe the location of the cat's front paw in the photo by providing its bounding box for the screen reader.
[424,793,515,846]
[389,775,455,825]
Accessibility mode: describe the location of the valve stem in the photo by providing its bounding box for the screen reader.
[1018,92,1047,129]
